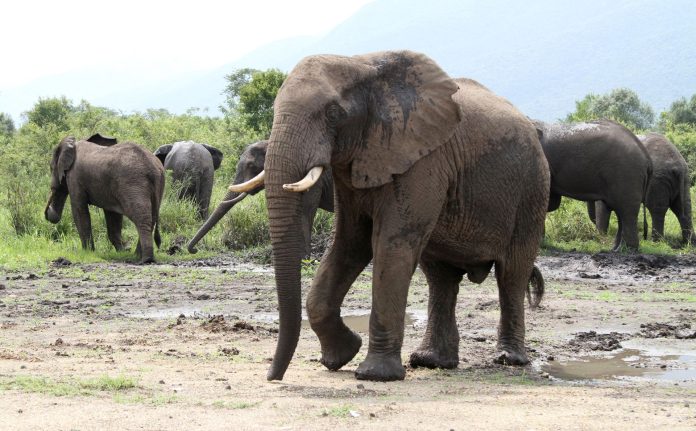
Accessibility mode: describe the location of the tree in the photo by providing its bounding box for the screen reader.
[0,112,14,136]
[221,68,287,136]
[565,88,655,131]
[660,94,696,128]
[23,96,75,131]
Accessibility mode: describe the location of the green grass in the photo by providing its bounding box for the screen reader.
[0,374,137,397]
[211,400,260,409]
[322,404,356,418]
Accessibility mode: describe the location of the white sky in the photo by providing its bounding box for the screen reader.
[1,0,373,88]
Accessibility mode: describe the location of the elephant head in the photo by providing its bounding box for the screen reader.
[230,51,461,380]
[187,141,268,253]
[45,136,78,223]
[154,142,224,170]
[45,134,118,223]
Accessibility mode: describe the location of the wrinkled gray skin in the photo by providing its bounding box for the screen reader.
[535,120,652,251]
[154,141,223,219]
[263,51,550,382]
[186,140,334,255]
[588,133,693,245]
[45,134,165,264]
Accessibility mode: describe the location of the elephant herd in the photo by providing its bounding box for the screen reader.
[43,50,694,382]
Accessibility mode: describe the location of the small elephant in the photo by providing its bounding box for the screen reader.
[186,140,334,255]
[535,120,652,251]
[231,51,550,382]
[588,133,693,245]
[45,134,165,263]
[154,141,223,219]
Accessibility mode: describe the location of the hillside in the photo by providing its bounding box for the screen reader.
[231,0,696,121]
[3,0,695,122]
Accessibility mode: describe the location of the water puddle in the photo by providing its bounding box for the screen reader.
[300,311,424,333]
[543,339,696,384]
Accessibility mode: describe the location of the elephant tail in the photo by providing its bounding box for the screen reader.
[152,176,164,250]
[526,265,544,309]
[643,154,653,241]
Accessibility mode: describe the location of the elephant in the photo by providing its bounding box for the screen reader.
[45,134,165,264]
[186,140,334,255]
[534,119,652,251]
[588,132,693,245]
[153,141,223,219]
[230,51,550,382]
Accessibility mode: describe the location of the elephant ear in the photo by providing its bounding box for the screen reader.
[350,51,461,189]
[153,144,173,165]
[57,137,77,183]
[86,133,117,146]
[202,144,223,170]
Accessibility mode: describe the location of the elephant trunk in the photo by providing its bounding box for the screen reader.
[265,178,305,381]
[187,190,247,253]
[45,190,67,224]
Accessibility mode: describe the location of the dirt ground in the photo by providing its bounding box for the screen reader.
[1,251,695,430]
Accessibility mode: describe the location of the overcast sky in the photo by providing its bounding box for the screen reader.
[1,0,373,89]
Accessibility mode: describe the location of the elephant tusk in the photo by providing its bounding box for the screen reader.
[283,166,324,192]
[228,170,265,193]
[220,192,248,205]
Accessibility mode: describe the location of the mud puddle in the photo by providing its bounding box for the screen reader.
[543,338,696,384]
[131,307,427,334]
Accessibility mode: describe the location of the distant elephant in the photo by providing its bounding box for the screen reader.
[153,141,223,219]
[588,133,693,244]
[186,140,334,255]
[534,120,652,251]
[45,134,164,263]
[231,51,550,381]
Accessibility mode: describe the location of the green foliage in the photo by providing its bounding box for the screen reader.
[0,112,14,136]
[660,94,696,127]
[565,88,655,130]
[23,96,76,131]
[221,68,287,137]
[664,123,696,185]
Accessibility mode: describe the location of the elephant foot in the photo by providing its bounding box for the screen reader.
[319,329,362,371]
[494,345,529,366]
[409,348,459,369]
[139,256,156,265]
[355,353,405,381]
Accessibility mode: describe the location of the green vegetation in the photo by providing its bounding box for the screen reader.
[0,374,137,397]
[1,85,695,271]
[564,87,655,130]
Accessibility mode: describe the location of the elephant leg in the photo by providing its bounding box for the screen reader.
[587,201,596,225]
[494,250,534,366]
[307,212,372,371]
[615,205,640,251]
[669,198,693,245]
[547,192,561,212]
[649,206,667,242]
[71,198,94,250]
[104,210,125,251]
[409,257,463,369]
[595,201,611,235]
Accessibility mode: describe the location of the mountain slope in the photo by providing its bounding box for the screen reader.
[4,0,695,122]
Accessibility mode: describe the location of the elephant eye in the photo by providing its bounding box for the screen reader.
[325,103,346,125]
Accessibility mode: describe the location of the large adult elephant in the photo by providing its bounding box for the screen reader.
[154,141,223,219]
[186,140,334,255]
[231,51,550,382]
[45,134,164,263]
[588,132,693,244]
[534,120,652,251]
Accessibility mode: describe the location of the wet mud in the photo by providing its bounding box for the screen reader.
[1,250,695,429]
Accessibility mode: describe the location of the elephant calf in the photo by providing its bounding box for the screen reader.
[589,132,694,245]
[45,134,165,263]
[154,141,223,219]
[187,140,334,255]
[535,119,652,251]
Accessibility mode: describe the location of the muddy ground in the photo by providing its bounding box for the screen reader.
[1,251,695,430]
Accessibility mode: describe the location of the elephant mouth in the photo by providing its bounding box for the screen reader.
[45,205,61,223]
